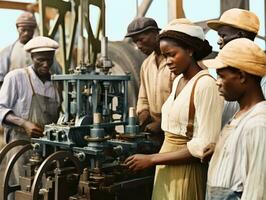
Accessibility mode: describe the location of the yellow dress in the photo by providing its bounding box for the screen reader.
[152,70,224,200]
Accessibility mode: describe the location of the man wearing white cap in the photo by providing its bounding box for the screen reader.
[203,38,266,199]
[206,8,266,127]
[0,12,61,88]
[0,36,61,199]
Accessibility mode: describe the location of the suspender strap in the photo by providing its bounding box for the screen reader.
[186,74,214,139]
[24,67,36,95]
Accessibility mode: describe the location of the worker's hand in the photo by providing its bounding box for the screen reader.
[124,154,154,171]
[201,143,216,163]
[138,110,151,131]
[144,120,162,135]
[21,121,44,138]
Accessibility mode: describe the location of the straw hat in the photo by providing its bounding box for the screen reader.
[203,38,266,77]
[207,8,259,34]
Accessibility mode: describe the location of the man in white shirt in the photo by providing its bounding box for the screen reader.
[0,12,61,88]
[203,38,266,199]
[0,36,61,199]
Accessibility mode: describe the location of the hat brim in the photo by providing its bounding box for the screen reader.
[207,20,236,31]
[30,47,56,53]
[202,58,227,69]
[125,26,161,37]
[207,20,257,33]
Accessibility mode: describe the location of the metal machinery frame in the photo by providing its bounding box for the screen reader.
[38,0,104,74]
[0,0,265,199]
[0,1,158,199]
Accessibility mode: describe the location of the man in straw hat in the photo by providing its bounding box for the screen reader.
[202,8,266,163]
[207,8,266,127]
[203,38,266,199]
[125,17,175,146]
[0,36,61,199]
[0,12,61,88]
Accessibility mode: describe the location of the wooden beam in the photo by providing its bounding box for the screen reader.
[168,0,185,22]
[0,1,38,12]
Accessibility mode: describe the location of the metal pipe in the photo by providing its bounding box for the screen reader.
[78,0,85,65]
[101,0,106,37]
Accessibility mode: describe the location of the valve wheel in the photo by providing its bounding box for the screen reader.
[2,143,33,200]
[31,150,82,200]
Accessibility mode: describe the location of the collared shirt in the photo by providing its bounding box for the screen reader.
[161,70,224,158]
[208,101,266,200]
[136,52,175,120]
[0,65,60,125]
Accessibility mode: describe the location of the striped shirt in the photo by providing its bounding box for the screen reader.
[208,101,266,200]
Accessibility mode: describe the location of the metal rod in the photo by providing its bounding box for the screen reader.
[101,0,106,37]
[136,0,153,17]
[78,0,85,64]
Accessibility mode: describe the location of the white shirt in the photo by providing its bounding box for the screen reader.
[161,70,224,158]
[0,66,59,125]
[208,101,266,200]
[10,40,31,71]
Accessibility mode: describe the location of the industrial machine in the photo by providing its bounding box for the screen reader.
[0,1,158,199]
[1,0,265,199]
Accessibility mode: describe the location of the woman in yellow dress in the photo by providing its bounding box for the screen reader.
[125,19,224,200]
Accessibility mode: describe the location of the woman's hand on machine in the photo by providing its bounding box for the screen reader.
[124,154,154,171]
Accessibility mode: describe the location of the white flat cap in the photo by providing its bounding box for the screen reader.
[160,18,205,41]
[24,36,59,53]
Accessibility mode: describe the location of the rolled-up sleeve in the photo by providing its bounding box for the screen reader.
[0,72,18,125]
[187,77,224,158]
